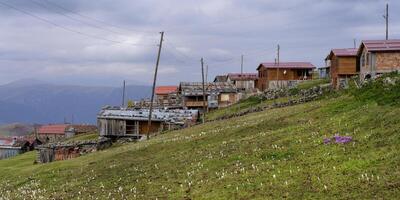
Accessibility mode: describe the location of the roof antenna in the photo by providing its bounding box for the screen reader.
[353,38,357,48]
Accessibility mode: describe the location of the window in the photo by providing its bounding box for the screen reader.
[366,52,370,66]
[220,94,230,102]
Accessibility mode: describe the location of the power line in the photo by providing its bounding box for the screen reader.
[30,0,131,36]
[41,0,158,35]
[0,1,156,47]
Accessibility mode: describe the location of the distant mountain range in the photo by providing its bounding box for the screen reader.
[0,123,34,136]
[0,79,152,125]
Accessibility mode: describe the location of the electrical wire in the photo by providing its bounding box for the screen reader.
[0,1,156,47]
[41,0,158,35]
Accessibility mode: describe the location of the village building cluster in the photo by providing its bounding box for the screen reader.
[96,39,400,138]
[2,39,400,162]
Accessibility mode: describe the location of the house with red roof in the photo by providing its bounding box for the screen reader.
[357,39,400,80]
[155,86,179,107]
[325,48,358,89]
[256,62,316,90]
[37,124,97,142]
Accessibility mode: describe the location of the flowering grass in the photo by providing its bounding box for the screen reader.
[0,93,400,199]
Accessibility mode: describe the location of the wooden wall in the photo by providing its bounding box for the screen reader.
[330,55,357,88]
[139,121,161,134]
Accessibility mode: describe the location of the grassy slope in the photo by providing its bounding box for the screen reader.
[1,90,400,199]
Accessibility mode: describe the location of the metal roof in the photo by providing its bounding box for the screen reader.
[257,62,316,70]
[227,73,258,81]
[37,124,69,135]
[98,108,199,124]
[362,39,400,52]
[179,82,237,96]
[326,48,358,60]
[155,86,178,95]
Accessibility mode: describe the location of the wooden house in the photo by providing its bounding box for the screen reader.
[325,48,358,89]
[97,107,199,137]
[227,73,258,91]
[357,40,400,80]
[155,86,179,107]
[0,137,30,160]
[256,62,316,91]
[178,82,238,110]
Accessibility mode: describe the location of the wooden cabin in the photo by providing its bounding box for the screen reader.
[227,73,258,91]
[325,48,358,89]
[97,107,199,137]
[155,86,179,107]
[178,82,238,110]
[0,137,31,160]
[357,39,400,80]
[256,62,316,91]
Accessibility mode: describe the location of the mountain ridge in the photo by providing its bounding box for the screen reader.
[0,79,152,124]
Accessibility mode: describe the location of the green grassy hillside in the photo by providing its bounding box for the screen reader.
[1,77,400,199]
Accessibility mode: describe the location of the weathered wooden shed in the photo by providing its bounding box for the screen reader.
[0,138,30,160]
[178,82,238,110]
[97,107,199,137]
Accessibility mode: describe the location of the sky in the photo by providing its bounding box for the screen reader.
[0,0,399,86]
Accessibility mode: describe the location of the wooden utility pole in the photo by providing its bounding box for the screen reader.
[384,3,389,40]
[206,65,209,83]
[201,58,206,124]
[276,44,280,88]
[122,80,126,107]
[147,31,164,140]
[241,54,244,74]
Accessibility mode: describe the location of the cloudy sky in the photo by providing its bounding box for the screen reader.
[0,0,398,86]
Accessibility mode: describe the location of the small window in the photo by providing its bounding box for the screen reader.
[366,53,370,65]
[220,94,230,101]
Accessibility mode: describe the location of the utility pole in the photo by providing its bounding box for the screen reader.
[201,58,206,124]
[276,44,280,88]
[353,39,357,48]
[147,31,164,140]
[383,3,389,40]
[206,65,209,83]
[241,54,244,74]
[122,80,126,107]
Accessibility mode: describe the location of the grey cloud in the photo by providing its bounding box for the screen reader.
[0,0,399,86]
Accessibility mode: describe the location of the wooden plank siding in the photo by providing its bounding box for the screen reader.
[337,57,357,74]
[330,55,357,89]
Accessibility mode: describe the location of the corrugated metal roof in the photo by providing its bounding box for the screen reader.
[258,62,315,70]
[155,86,178,95]
[98,108,198,124]
[326,48,358,60]
[227,73,258,81]
[37,124,69,135]
[332,48,358,56]
[362,39,400,52]
[179,82,237,96]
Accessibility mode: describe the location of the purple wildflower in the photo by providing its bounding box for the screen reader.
[334,135,352,144]
[323,138,331,144]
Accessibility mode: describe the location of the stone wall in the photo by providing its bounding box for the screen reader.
[211,85,332,121]
[36,138,112,163]
[376,52,400,72]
